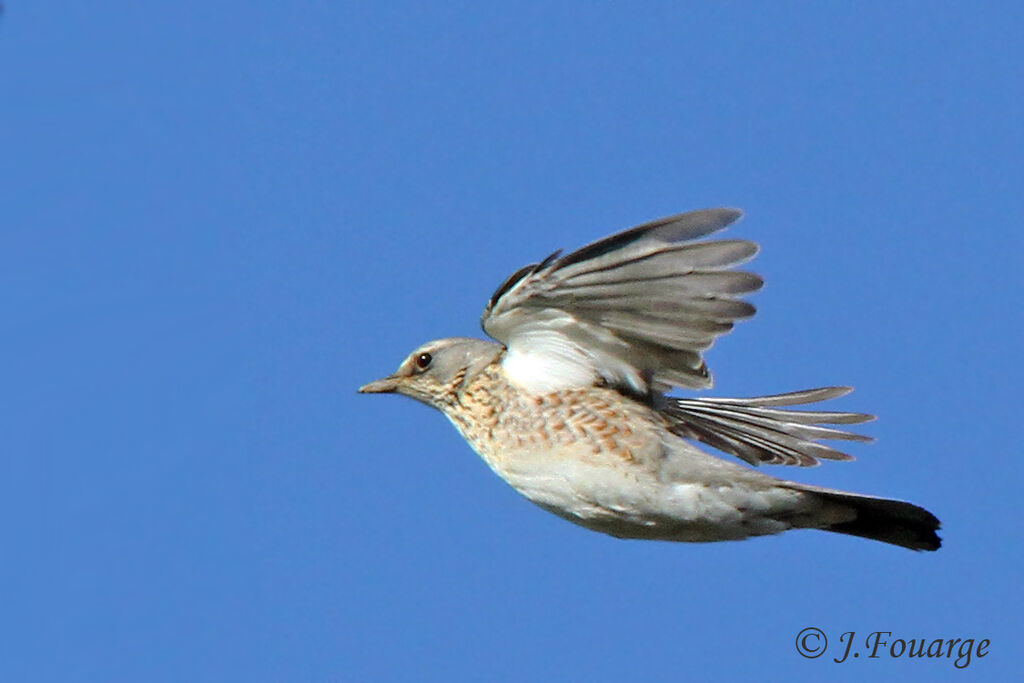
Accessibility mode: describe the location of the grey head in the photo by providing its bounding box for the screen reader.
[358,337,504,409]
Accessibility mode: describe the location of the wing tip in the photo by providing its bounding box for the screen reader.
[654,207,745,242]
[718,207,744,224]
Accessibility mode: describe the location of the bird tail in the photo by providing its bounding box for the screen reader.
[791,483,942,551]
[662,386,875,467]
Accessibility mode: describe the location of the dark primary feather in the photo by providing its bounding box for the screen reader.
[664,387,875,467]
[556,208,743,269]
[486,249,563,312]
[487,263,538,312]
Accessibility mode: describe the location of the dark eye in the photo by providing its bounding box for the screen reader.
[415,352,432,370]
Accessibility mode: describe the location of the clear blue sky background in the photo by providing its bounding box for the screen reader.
[2,2,1021,681]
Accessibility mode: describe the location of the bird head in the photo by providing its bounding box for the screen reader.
[358,337,503,409]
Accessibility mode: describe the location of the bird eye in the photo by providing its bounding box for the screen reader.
[415,352,432,370]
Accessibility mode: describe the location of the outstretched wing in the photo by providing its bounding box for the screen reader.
[481,208,761,396]
[664,387,875,467]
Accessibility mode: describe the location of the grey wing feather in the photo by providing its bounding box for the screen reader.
[481,208,759,393]
[663,387,875,467]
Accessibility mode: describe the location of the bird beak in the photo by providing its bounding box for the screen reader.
[358,375,401,394]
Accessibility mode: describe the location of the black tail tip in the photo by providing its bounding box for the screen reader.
[829,506,942,552]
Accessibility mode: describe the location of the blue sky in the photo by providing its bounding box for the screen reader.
[2,2,1021,681]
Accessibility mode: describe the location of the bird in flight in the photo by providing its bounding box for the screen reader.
[360,209,941,551]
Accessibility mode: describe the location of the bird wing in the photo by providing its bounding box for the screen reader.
[481,208,761,396]
[663,387,875,467]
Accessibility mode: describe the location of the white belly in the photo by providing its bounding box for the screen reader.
[474,442,809,543]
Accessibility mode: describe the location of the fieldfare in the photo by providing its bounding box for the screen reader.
[360,209,941,551]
